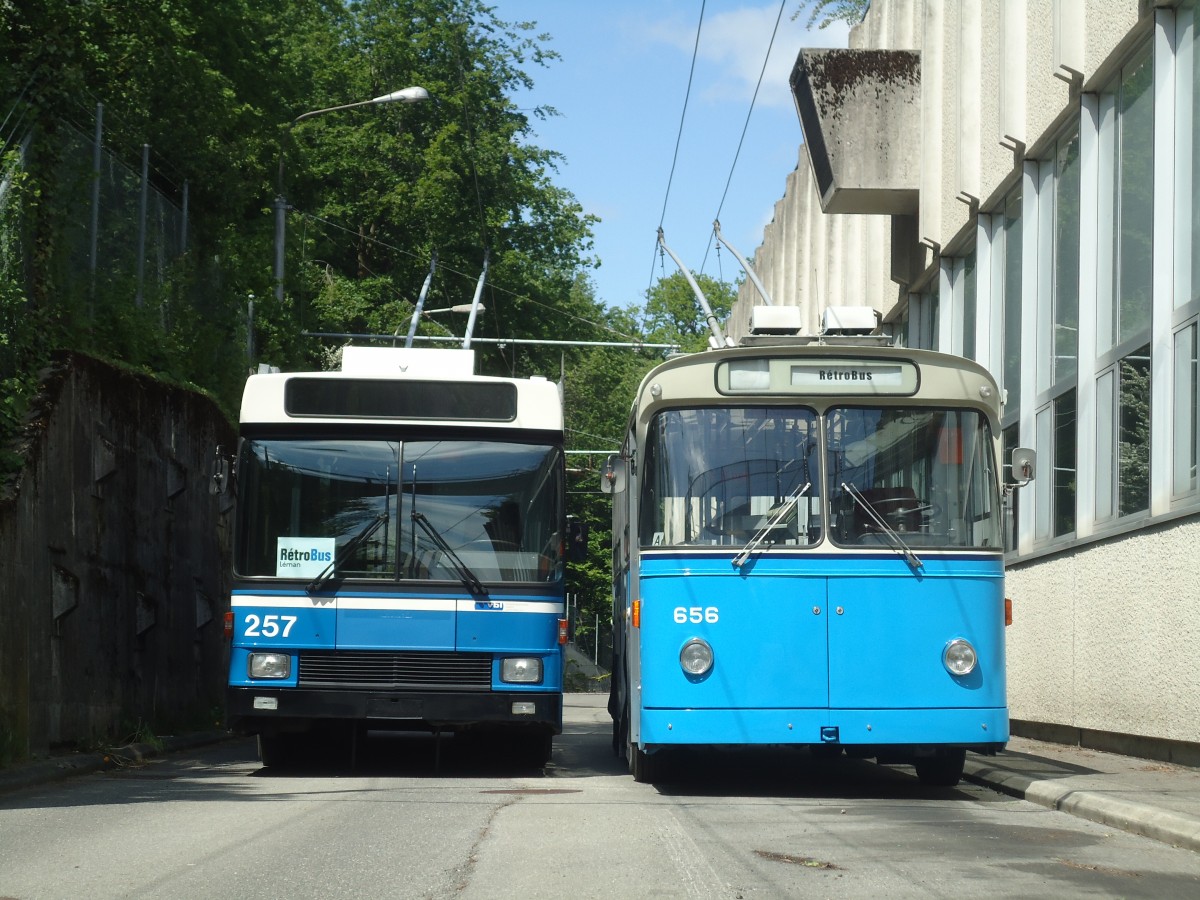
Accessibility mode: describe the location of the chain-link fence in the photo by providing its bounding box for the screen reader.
[53,105,187,324]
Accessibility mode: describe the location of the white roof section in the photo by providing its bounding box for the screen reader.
[240,347,562,432]
[340,346,475,377]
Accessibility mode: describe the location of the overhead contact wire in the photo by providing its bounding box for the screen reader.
[700,0,787,276]
[646,0,707,295]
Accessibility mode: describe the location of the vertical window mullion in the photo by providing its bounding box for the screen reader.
[1036,159,1055,398]
[943,257,961,356]
[1175,3,1195,311]
[1077,94,1102,537]
[976,216,997,373]
[1097,90,1118,353]
[1018,163,1040,550]
[1151,9,1177,514]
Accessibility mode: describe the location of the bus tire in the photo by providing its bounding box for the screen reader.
[257,733,291,768]
[522,731,553,767]
[914,748,966,786]
[631,743,667,784]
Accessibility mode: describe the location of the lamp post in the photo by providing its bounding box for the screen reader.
[414,303,482,319]
[274,86,430,303]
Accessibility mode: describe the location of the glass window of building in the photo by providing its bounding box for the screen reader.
[1175,324,1199,496]
[1176,3,1200,503]
[1096,45,1154,523]
[1101,49,1154,352]
[1053,130,1081,384]
[1117,345,1152,516]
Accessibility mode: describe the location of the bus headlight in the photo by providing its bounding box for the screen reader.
[942,639,977,676]
[248,652,291,679]
[680,638,714,676]
[501,657,543,684]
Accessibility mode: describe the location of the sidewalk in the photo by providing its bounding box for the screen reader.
[964,736,1200,852]
[0,731,229,796]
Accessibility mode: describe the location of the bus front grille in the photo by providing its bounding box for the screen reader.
[297,651,492,691]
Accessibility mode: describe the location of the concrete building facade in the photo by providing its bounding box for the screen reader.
[733,0,1200,759]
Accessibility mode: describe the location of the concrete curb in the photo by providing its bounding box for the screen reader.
[964,759,1200,853]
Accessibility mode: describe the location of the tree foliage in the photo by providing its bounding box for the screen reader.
[2,0,744,670]
[792,0,871,30]
[641,270,736,353]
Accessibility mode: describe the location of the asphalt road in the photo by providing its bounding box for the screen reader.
[2,696,1199,899]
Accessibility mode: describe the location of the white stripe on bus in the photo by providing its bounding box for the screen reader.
[231,595,562,615]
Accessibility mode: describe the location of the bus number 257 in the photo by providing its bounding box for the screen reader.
[673,607,719,624]
[244,614,297,638]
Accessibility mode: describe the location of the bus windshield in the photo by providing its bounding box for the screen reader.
[826,407,1002,549]
[639,407,822,547]
[236,438,564,583]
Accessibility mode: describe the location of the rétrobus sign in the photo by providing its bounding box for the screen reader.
[718,357,919,396]
[276,537,335,578]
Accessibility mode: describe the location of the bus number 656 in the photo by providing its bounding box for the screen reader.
[673,606,719,624]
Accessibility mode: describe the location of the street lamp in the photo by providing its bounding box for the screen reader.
[420,304,480,314]
[273,86,430,303]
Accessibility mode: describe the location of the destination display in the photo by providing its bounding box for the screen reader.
[717,357,919,395]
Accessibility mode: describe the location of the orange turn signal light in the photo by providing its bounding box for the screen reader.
[631,600,641,628]
[1004,597,1013,627]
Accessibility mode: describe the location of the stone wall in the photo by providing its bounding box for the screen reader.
[0,352,235,759]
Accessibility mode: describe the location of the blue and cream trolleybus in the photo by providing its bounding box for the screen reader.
[603,317,1032,785]
[225,346,571,767]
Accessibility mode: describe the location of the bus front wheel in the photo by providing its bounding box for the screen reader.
[630,743,660,783]
[914,748,966,786]
[257,733,292,768]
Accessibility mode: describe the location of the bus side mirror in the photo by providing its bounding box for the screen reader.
[566,517,589,562]
[1010,447,1036,487]
[600,454,627,495]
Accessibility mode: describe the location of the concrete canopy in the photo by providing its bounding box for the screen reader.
[791,48,921,215]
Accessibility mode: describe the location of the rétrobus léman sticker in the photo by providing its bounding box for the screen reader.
[276,537,336,578]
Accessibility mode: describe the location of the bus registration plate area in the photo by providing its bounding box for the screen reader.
[366,696,424,719]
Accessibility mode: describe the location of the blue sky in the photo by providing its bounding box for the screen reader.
[490,1,851,310]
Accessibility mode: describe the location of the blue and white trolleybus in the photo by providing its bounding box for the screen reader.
[603,332,1031,785]
[225,346,571,767]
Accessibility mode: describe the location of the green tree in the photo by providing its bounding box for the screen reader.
[641,270,736,354]
[792,0,871,29]
[279,0,599,381]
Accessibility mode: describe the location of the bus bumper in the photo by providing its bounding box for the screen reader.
[639,705,1008,750]
[227,687,562,735]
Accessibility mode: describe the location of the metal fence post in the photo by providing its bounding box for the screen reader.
[180,179,188,255]
[135,143,148,307]
[89,103,103,313]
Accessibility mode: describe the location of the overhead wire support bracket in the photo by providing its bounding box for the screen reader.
[713,219,772,306]
[656,228,734,349]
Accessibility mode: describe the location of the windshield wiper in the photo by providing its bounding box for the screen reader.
[841,482,923,572]
[307,513,389,594]
[411,511,489,596]
[732,482,812,569]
